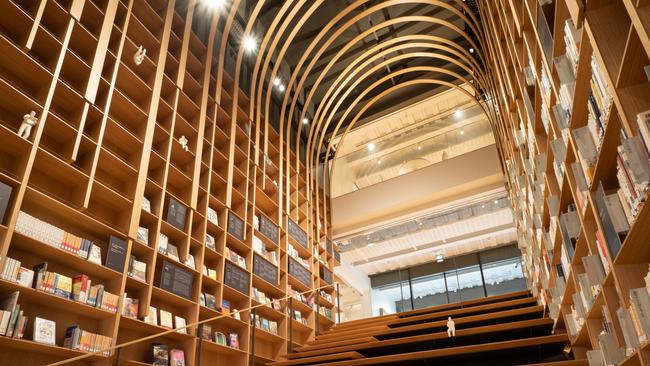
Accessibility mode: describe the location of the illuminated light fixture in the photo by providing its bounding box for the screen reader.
[367,142,375,151]
[417,145,422,150]
[459,130,465,135]
[278,83,285,92]
[469,47,475,53]
[418,221,423,226]
[481,204,485,208]
[494,199,499,204]
[205,0,225,9]
[377,160,382,165]
[367,243,375,247]
[302,117,309,124]
[454,109,463,118]
[242,34,257,53]
[273,77,281,87]
[436,253,444,263]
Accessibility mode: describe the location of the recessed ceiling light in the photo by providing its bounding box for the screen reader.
[377,160,382,165]
[368,142,375,151]
[481,204,485,208]
[436,253,444,263]
[242,34,257,52]
[273,77,281,87]
[278,83,285,92]
[460,130,465,135]
[454,109,463,118]
[494,199,499,204]
[469,47,475,53]
[302,117,309,124]
[417,145,422,150]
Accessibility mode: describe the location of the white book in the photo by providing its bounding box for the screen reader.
[174,316,187,334]
[582,255,606,288]
[616,307,641,351]
[629,287,650,341]
[604,193,631,233]
[33,317,56,345]
[586,349,606,366]
[577,273,595,310]
[598,331,625,365]
[620,136,650,188]
[573,126,598,166]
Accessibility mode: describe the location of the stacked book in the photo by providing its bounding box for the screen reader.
[225,247,247,269]
[563,19,581,75]
[252,313,279,334]
[127,255,147,282]
[0,292,27,339]
[540,64,553,106]
[288,244,310,269]
[14,211,102,264]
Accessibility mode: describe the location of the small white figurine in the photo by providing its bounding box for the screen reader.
[133,45,146,65]
[18,110,38,139]
[178,135,189,152]
[447,316,455,337]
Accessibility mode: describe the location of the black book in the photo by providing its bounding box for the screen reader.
[105,236,128,272]
[0,181,12,225]
[160,260,193,300]
[152,343,169,366]
[32,262,48,290]
[166,197,187,231]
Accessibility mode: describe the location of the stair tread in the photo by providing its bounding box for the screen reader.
[311,334,569,366]
[287,318,553,359]
[520,360,589,366]
[299,336,378,350]
[268,351,365,366]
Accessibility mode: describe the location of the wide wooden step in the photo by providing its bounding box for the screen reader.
[287,318,553,360]
[330,290,531,331]
[311,334,569,366]
[268,351,365,366]
[521,361,589,366]
[314,299,540,342]
[293,337,377,352]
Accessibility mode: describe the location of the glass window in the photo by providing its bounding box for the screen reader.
[482,257,526,296]
[370,270,411,315]
[445,270,461,303]
[411,272,447,309]
[457,265,485,301]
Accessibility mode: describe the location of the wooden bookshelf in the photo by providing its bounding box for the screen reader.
[480,0,650,363]
[0,1,339,365]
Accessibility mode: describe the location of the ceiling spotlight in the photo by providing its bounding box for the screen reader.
[494,199,499,204]
[417,145,422,151]
[242,34,257,52]
[418,222,423,226]
[377,160,382,165]
[469,47,475,53]
[368,243,375,247]
[481,204,485,209]
[302,117,309,124]
[436,253,444,263]
[273,77,281,87]
[205,0,225,9]
[278,83,285,92]
[454,109,463,118]
[367,142,375,151]
[460,130,465,135]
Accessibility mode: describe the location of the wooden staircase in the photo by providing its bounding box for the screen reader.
[269,291,583,366]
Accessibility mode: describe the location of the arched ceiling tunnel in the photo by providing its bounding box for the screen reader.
[206,0,506,242]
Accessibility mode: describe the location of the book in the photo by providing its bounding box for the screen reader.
[184,254,195,269]
[88,244,102,264]
[207,207,219,225]
[205,234,215,250]
[221,299,230,315]
[166,197,187,231]
[141,197,151,213]
[169,349,185,366]
[629,288,650,341]
[227,332,239,349]
[33,317,56,345]
[205,294,217,309]
[152,343,169,366]
[72,274,90,303]
[122,296,139,318]
[144,306,158,325]
[105,236,128,272]
[174,315,186,334]
[16,267,34,288]
[0,291,19,336]
[158,233,169,255]
[214,331,227,345]
[166,243,180,262]
[199,324,212,340]
[616,306,640,351]
[129,256,147,282]
[159,310,173,329]
[269,320,278,334]
[0,181,12,224]
[136,226,149,244]
[54,274,73,299]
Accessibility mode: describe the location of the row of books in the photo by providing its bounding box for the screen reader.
[152,344,186,366]
[2,258,119,313]
[122,294,139,318]
[225,247,247,269]
[14,211,103,264]
[288,286,315,308]
[141,305,189,333]
[201,264,218,280]
[63,325,112,355]
[252,287,281,311]
[586,55,612,150]
[199,292,217,310]
[253,235,278,266]
[288,244,310,269]
[197,325,239,349]
[617,286,650,353]
[207,207,219,227]
[0,292,27,338]
[289,309,308,325]
[252,313,279,334]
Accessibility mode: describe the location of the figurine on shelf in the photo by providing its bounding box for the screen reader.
[178,135,189,152]
[447,316,455,337]
[18,111,38,139]
[133,45,146,66]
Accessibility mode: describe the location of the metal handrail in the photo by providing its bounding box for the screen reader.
[48,282,340,365]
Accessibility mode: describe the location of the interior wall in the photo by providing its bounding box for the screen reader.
[331,145,504,237]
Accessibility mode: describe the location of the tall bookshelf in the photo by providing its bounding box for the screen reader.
[0,1,340,365]
[480,0,650,364]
